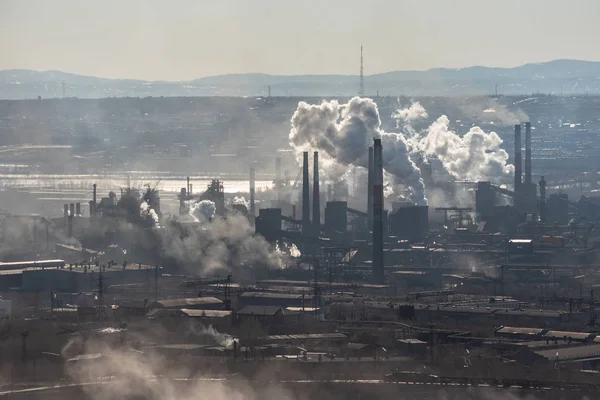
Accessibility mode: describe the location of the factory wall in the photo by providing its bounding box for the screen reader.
[389,206,429,242]
[255,208,282,243]
[324,201,348,234]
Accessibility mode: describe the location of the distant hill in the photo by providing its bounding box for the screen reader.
[2,59,600,99]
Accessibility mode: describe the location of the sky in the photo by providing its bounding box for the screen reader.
[1,0,599,81]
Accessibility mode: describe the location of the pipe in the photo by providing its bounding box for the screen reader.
[372,139,384,284]
[302,152,310,236]
[367,146,374,231]
[249,168,256,216]
[312,151,320,234]
[514,124,522,189]
[525,122,532,185]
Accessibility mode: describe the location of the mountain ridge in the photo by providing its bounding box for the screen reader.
[2,59,600,98]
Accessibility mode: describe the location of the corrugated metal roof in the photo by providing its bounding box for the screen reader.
[240,292,309,300]
[544,330,593,341]
[262,333,347,341]
[180,309,232,318]
[495,326,546,336]
[536,344,600,361]
[155,297,222,308]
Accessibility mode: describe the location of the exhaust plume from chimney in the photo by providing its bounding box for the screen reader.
[525,122,532,185]
[372,139,384,284]
[249,168,255,216]
[514,124,522,189]
[302,151,310,236]
[313,151,320,233]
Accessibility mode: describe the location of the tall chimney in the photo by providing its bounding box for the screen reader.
[249,168,255,216]
[312,152,320,234]
[275,157,282,205]
[525,122,532,185]
[68,203,74,237]
[367,146,374,231]
[372,139,384,284]
[302,152,310,236]
[63,204,68,218]
[75,202,81,217]
[187,177,190,194]
[514,124,522,189]
[539,176,547,223]
[179,188,187,215]
[92,184,97,217]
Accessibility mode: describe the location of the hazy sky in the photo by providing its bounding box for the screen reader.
[1,0,599,81]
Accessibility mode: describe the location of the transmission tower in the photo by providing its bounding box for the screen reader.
[359,45,364,97]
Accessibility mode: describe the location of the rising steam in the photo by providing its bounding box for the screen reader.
[289,97,427,205]
[394,103,515,184]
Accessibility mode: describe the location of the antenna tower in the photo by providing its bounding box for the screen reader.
[359,45,364,97]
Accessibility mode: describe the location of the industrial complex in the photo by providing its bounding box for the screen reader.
[0,91,600,399]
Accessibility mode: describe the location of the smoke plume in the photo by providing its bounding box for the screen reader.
[160,212,283,275]
[289,97,427,205]
[188,200,217,223]
[394,103,514,184]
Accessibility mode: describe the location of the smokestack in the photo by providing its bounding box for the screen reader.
[302,152,310,236]
[525,122,532,185]
[539,176,547,223]
[514,124,522,189]
[179,188,186,215]
[189,184,192,195]
[312,151,320,234]
[63,204,68,218]
[372,139,384,284]
[275,157,282,205]
[249,168,256,216]
[187,177,190,194]
[75,202,81,217]
[68,203,74,237]
[91,184,97,217]
[367,146,374,231]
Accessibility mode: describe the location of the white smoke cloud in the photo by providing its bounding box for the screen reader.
[393,101,428,126]
[140,201,159,225]
[188,200,216,224]
[232,196,249,208]
[161,212,283,274]
[393,103,514,184]
[418,116,514,182]
[289,97,427,205]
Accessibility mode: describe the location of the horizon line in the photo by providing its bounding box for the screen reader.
[1,57,598,83]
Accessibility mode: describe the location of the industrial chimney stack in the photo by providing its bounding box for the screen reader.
[372,139,384,284]
[302,152,310,236]
[539,176,547,223]
[525,122,532,185]
[249,168,256,216]
[367,146,374,231]
[514,124,522,189]
[312,151,320,234]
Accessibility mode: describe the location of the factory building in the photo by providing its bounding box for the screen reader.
[389,206,429,242]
